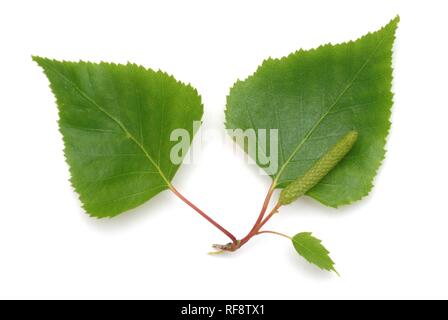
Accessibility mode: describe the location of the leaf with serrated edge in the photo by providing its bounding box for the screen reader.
[34,57,203,217]
[292,232,337,273]
[225,17,399,207]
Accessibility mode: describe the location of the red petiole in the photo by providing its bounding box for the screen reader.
[170,180,284,252]
[170,186,238,245]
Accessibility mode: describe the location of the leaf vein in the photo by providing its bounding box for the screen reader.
[40,60,171,186]
[274,32,388,184]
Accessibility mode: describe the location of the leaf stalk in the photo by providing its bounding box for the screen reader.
[169,186,238,245]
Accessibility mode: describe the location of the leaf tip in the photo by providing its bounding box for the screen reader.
[385,15,400,34]
[31,55,45,65]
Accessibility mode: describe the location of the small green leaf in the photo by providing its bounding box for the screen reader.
[225,17,399,207]
[292,232,337,274]
[280,130,358,205]
[34,57,203,217]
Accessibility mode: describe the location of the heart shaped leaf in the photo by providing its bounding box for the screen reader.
[225,17,399,207]
[34,57,203,217]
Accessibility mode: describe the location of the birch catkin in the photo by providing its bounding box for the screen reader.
[279,130,358,205]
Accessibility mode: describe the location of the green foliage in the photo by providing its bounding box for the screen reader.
[280,130,358,205]
[34,57,203,217]
[225,17,399,207]
[34,16,399,273]
[292,232,337,273]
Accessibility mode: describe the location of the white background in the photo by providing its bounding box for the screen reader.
[0,0,447,300]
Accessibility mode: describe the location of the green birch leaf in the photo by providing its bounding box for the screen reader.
[292,232,337,273]
[34,57,203,217]
[225,17,399,207]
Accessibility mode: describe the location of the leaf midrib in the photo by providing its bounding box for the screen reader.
[41,60,172,187]
[274,34,388,186]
